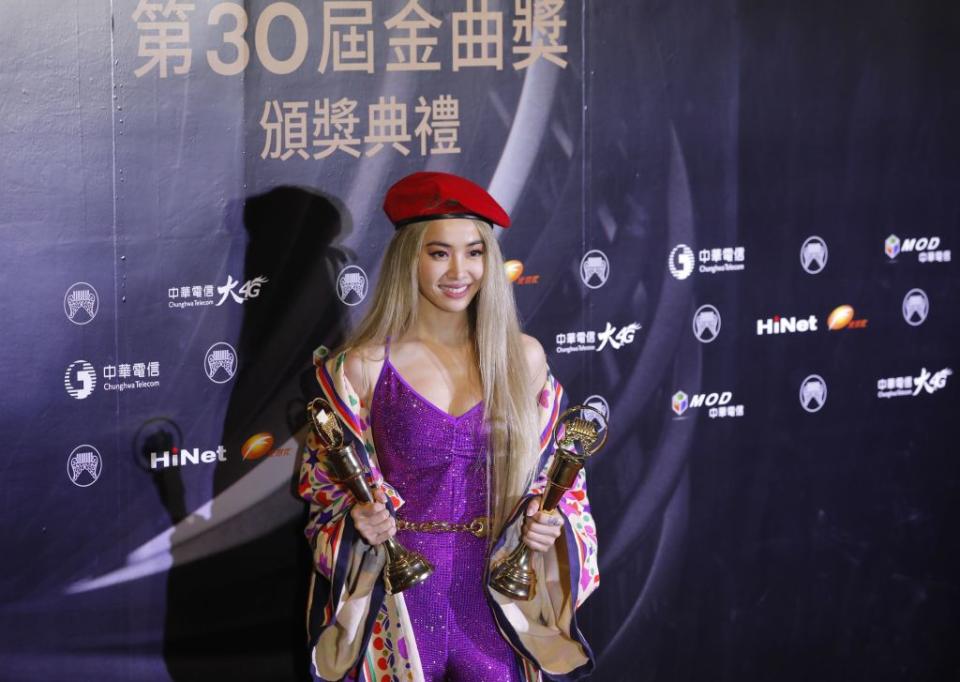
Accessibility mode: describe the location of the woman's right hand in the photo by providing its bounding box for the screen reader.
[349,488,397,546]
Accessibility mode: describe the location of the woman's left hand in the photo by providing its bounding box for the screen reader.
[521,497,564,552]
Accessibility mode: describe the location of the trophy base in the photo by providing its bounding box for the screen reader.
[383,542,434,594]
[489,546,536,601]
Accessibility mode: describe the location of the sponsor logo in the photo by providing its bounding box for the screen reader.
[697,245,746,275]
[672,391,689,415]
[582,395,610,425]
[64,360,98,399]
[66,360,162,397]
[149,445,228,470]
[799,375,827,413]
[504,260,540,285]
[68,445,102,487]
[877,367,952,399]
[671,390,744,419]
[667,244,746,280]
[580,250,609,289]
[168,275,269,310]
[241,432,297,461]
[102,361,162,392]
[885,234,950,264]
[800,236,828,274]
[826,305,868,331]
[337,265,368,306]
[692,304,721,343]
[64,282,99,325]
[668,245,694,280]
[902,288,929,326]
[756,314,819,336]
[555,322,641,354]
[205,342,238,383]
[884,235,900,258]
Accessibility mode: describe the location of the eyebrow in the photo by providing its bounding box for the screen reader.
[425,240,484,248]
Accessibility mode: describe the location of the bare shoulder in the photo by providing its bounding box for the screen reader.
[520,334,548,388]
[342,343,386,401]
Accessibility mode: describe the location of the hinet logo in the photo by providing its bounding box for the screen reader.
[756,315,818,336]
[150,446,227,469]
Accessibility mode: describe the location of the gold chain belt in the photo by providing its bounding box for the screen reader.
[396,516,488,538]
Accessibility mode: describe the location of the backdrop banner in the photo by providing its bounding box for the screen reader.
[1,1,958,680]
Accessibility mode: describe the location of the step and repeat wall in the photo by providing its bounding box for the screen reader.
[1,1,958,680]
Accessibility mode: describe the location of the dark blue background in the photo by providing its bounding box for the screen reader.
[1,1,958,680]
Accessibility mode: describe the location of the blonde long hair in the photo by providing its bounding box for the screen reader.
[341,219,540,536]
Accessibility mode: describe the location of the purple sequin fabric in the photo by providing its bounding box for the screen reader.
[371,345,521,682]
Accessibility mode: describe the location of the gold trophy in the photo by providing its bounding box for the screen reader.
[307,397,434,594]
[490,403,608,601]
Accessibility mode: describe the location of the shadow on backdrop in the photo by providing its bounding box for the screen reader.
[154,187,353,681]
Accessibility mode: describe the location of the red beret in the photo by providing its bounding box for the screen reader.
[383,172,511,229]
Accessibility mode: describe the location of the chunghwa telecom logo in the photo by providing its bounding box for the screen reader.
[204,342,238,384]
[877,367,952,399]
[668,245,695,280]
[67,445,102,487]
[555,322,641,354]
[800,236,828,274]
[337,265,368,306]
[64,282,99,325]
[580,250,610,289]
[64,360,98,399]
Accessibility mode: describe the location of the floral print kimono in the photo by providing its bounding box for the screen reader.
[299,347,599,681]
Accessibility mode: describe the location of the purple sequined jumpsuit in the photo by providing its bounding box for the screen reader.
[370,342,521,682]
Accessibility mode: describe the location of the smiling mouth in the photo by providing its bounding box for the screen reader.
[439,283,471,298]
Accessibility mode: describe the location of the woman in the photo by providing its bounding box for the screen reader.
[299,172,598,681]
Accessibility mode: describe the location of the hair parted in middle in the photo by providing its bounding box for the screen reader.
[340,219,540,537]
